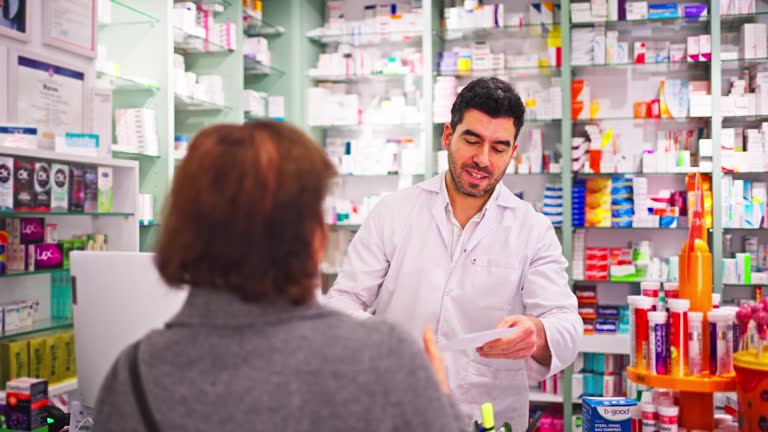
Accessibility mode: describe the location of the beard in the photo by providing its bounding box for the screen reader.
[447,149,505,198]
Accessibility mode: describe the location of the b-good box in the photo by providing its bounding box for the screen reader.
[582,397,637,432]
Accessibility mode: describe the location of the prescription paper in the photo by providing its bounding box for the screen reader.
[438,327,519,352]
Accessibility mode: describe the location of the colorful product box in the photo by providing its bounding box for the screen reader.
[30,243,64,270]
[7,244,24,272]
[45,333,60,384]
[32,161,50,212]
[27,337,49,381]
[51,163,69,212]
[582,397,637,432]
[648,3,678,19]
[19,218,44,244]
[0,339,29,387]
[0,157,13,211]
[6,377,49,431]
[68,165,85,213]
[13,159,34,212]
[97,167,113,213]
[60,331,77,380]
[84,166,98,213]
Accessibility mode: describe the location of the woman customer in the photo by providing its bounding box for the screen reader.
[93,121,462,431]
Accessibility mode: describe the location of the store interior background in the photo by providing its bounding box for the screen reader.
[1,0,767,430]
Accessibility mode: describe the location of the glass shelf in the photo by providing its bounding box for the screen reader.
[328,224,362,230]
[573,116,710,123]
[571,15,709,27]
[0,269,67,279]
[310,73,422,82]
[0,318,73,341]
[174,94,230,112]
[572,61,708,71]
[436,65,560,77]
[722,114,768,122]
[721,11,768,23]
[244,19,285,37]
[95,71,159,92]
[174,28,232,54]
[244,58,286,77]
[0,211,133,217]
[722,227,767,231]
[575,226,689,230]
[139,221,159,227]
[721,56,768,66]
[307,29,422,46]
[575,171,707,176]
[112,150,161,160]
[98,0,158,27]
[439,23,561,40]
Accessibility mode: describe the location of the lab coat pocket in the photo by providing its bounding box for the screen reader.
[467,256,523,313]
[456,359,528,428]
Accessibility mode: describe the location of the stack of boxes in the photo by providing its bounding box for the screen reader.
[721,126,768,173]
[433,77,458,124]
[3,378,49,431]
[723,236,768,285]
[573,180,586,227]
[585,178,611,227]
[573,353,629,399]
[611,178,634,228]
[721,176,768,229]
[542,184,564,226]
[172,2,237,52]
[577,285,599,332]
[0,330,77,390]
[114,109,159,156]
[585,248,610,281]
[573,229,586,280]
[529,370,566,398]
[173,54,226,106]
[572,80,591,121]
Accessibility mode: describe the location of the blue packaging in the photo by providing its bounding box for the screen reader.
[596,319,619,333]
[582,397,637,432]
[648,3,679,19]
[597,305,620,318]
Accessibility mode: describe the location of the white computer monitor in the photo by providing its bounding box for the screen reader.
[70,252,188,408]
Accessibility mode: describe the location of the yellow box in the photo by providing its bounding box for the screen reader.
[45,333,61,384]
[27,336,49,382]
[60,331,77,380]
[1,339,29,387]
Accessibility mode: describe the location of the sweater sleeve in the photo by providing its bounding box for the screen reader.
[376,324,466,431]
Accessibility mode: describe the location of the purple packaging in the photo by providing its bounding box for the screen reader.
[83,166,97,213]
[32,243,63,269]
[68,165,85,213]
[683,4,708,19]
[649,311,668,375]
[19,218,44,244]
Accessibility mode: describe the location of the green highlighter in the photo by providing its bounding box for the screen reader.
[481,402,495,432]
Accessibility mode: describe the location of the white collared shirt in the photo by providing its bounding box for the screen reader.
[440,172,501,264]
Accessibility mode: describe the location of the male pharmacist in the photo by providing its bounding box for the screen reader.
[325,77,583,428]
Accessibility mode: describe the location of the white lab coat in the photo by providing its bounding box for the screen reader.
[325,174,582,431]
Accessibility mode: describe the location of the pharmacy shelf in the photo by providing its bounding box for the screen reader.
[573,280,642,285]
[722,114,768,122]
[575,226,689,230]
[720,11,768,21]
[307,30,422,46]
[312,123,423,130]
[174,94,230,112]
[98,0,158,27]
[440,22,562,39]
[529,392,565,403]
[310,73,422,82]
[573,116,710,123]
[505,172,562,177]
[139,220,159,227]
[0,269,68,279]
[722,227,767,231]
[580,334,631,354]
[436,65,561,77]
[571,61,709,71]
[173,28,233,54]
[112,150,161,160]
[244,58,286,77]
[723,283,767,287]
[95,71,159,92]
[575,171,707,177]
[244,19,285,37]
[50,379,78,397]
[0,146,138,168]
[571,16,709,27]
[0,318,72,342]
[328,224,362,230]
[0,211,133,217]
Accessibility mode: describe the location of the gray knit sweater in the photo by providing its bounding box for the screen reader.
[94,288,464,431]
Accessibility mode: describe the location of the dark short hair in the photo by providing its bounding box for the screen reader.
[155,121,336,305]
[450,77,526,142]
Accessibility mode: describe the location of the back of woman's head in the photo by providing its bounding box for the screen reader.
[155,121,336,304]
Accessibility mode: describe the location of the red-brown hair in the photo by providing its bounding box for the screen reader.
[155,121,336,304]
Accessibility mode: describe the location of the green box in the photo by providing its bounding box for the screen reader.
[27,337,48,382]
[1,340,29,387]
[97,167,113,213]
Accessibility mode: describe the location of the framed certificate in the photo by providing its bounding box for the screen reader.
[0,0,29,42]
[42,0,97,58]
[7,49,88,147]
